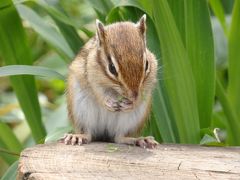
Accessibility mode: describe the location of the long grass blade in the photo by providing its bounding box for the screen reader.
[152,0,200,143]
[0,65,65,81]
[209,0,228,35]
[168,0,215,129]
[88,0,114,16]
[1,160,18,180]
[226,0,240,145]
[167,0,185,43]
[87,0,114,22]
[0,0,46,142]
[184,0,215,128]
[33,1,84,54]
[16,4,74,61]
[216,79,240,145]
[0,140,18,164]
[0,122,23,153]
[228,0,240,115]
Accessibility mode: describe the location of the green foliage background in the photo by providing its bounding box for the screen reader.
[0,0,239,178]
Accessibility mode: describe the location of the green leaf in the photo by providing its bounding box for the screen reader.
[200,134,218,145]
[167,0,185,44]
[87,0,114,18]
[142,111,163,142]
[184,0,215,128]
[34,0,80,28]
[212,110,227,130]
[0,140,18,164]
[152,85,178,142]
[200,134,224,146]
[228,0,240,118]
[0,1,46,143]
[152,0,200,143]
[215,0,240,145]
[111,0,151,14]
[209,0,228,35]
[221,0,234,14]
[16,4,74,61]
[211,17,228,69]
[0,122,23,153]
[200,128,214,138]
[33,0,84,54]
[79,27,94,38]
[216,79,240,145]
[0,65,65,81]
[0,0,12,9]
[1,160,18,180]
[169,0,215,129]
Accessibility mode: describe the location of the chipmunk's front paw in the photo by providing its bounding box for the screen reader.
[104,96,133,112]
[58,133,90,145]
[135,136,158,149]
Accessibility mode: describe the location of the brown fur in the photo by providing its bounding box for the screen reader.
[66,17,158,142]
[95,49,120,85]
[104,22,145,93]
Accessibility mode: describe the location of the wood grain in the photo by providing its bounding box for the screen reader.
[17,143,240,179]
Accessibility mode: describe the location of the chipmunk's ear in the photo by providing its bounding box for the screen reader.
[96,19,105,46]
[136,14,146,44]
[137,14,146,35]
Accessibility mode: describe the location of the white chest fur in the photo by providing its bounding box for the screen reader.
[72,79,147,140]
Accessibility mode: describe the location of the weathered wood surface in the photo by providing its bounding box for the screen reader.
[18,143,240,179]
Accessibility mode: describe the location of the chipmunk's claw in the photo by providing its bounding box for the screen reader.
[105,96,133,112]
[135,136,158,149]
[58,133,90,145]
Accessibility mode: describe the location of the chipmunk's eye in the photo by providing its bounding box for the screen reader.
[107,56,118,77]
[109,62,117,76]
[145,60,149,72]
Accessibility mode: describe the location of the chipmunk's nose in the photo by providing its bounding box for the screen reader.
[129,91,138,101]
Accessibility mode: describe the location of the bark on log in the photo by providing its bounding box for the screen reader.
[17,143,240,179]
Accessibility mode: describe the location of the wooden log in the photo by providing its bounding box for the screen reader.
[17,143,240,179]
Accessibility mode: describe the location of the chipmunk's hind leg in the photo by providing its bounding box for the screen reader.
[59,133,91,145]
[115,136,158,149]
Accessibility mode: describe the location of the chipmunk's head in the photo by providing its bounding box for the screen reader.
[94,15,157,111]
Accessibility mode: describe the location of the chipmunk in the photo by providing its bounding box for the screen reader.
[61,15,158,148]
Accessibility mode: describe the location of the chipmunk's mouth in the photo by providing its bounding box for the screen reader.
[104,95,134,112]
